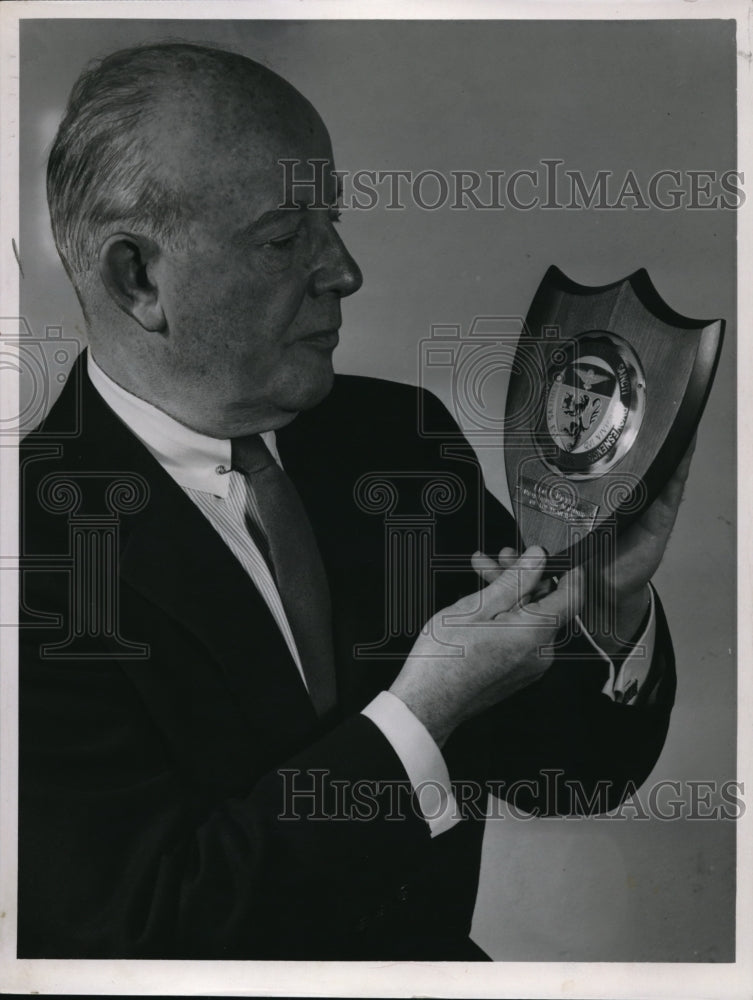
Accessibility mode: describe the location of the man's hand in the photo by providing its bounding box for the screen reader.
[472,440,696,659]
[581,437,696,655]
[389,547,584,747]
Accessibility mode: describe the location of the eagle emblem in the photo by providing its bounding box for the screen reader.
[575,366,610,391]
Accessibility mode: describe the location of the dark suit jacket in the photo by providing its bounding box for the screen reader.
[18,353,676,960]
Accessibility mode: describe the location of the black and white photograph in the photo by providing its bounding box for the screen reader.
[0,2,750,997]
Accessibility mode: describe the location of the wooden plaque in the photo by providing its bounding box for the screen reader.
[504,266,724,567]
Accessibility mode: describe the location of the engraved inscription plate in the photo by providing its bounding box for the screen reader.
[514,476,600,531]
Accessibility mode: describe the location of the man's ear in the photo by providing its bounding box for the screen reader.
[98,233,167,332]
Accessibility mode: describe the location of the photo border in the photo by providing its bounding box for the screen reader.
[1,2,750,996]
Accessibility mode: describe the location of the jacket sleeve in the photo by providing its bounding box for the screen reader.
[470,583,676,814]
[19,632,432,960]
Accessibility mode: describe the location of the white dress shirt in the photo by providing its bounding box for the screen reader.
[87,353,655,837]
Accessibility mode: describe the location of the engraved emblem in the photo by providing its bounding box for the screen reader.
[576,368,609,391]
[539,332,646,479]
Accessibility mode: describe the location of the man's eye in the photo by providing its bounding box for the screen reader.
[262,230,301,250]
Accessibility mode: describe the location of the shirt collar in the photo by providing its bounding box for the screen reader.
[87,352,279,498]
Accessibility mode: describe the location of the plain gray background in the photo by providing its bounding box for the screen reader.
[18,18,736,961]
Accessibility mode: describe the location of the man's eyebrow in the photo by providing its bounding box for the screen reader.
[250,207,302,230]
[230,206,303,243]
[233,188,343,240]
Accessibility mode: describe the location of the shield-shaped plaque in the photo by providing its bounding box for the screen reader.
[504,266,724,568]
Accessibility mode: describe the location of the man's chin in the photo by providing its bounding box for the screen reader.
[225,363,335,436]
[275,363,335,418]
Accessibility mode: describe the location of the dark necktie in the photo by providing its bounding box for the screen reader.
[231,434,337,718]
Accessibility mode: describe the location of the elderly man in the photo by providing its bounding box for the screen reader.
[19,42,684,960]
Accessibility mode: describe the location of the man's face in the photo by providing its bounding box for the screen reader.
[151,79,362,437]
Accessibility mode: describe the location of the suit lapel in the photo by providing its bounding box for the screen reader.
[70,359,317,733]
[118,473,318,733]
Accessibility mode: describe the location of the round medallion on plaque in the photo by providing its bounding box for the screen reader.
[538,332,646,479]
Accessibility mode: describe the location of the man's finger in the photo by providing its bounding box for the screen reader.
[471,546,518,585]
[497,546,517,568]
[525,566,585,628]
[531,577,555,602]
[646,436,697,530]
[471,551,504,585]
[480,546,547,617]
[671,434,697,490]
[681,431,697,465]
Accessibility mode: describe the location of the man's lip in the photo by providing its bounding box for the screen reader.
[301,329,340,347]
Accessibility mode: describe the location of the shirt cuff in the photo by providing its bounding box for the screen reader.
[576,585,658,705]
[361,691,460,837]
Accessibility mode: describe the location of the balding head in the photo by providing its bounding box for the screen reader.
[47,42,319,288]
[48,41,362,437]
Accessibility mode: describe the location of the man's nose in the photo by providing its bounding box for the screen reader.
[309,227,363,298]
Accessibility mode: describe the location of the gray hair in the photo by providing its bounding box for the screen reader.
[46,41,249,284]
